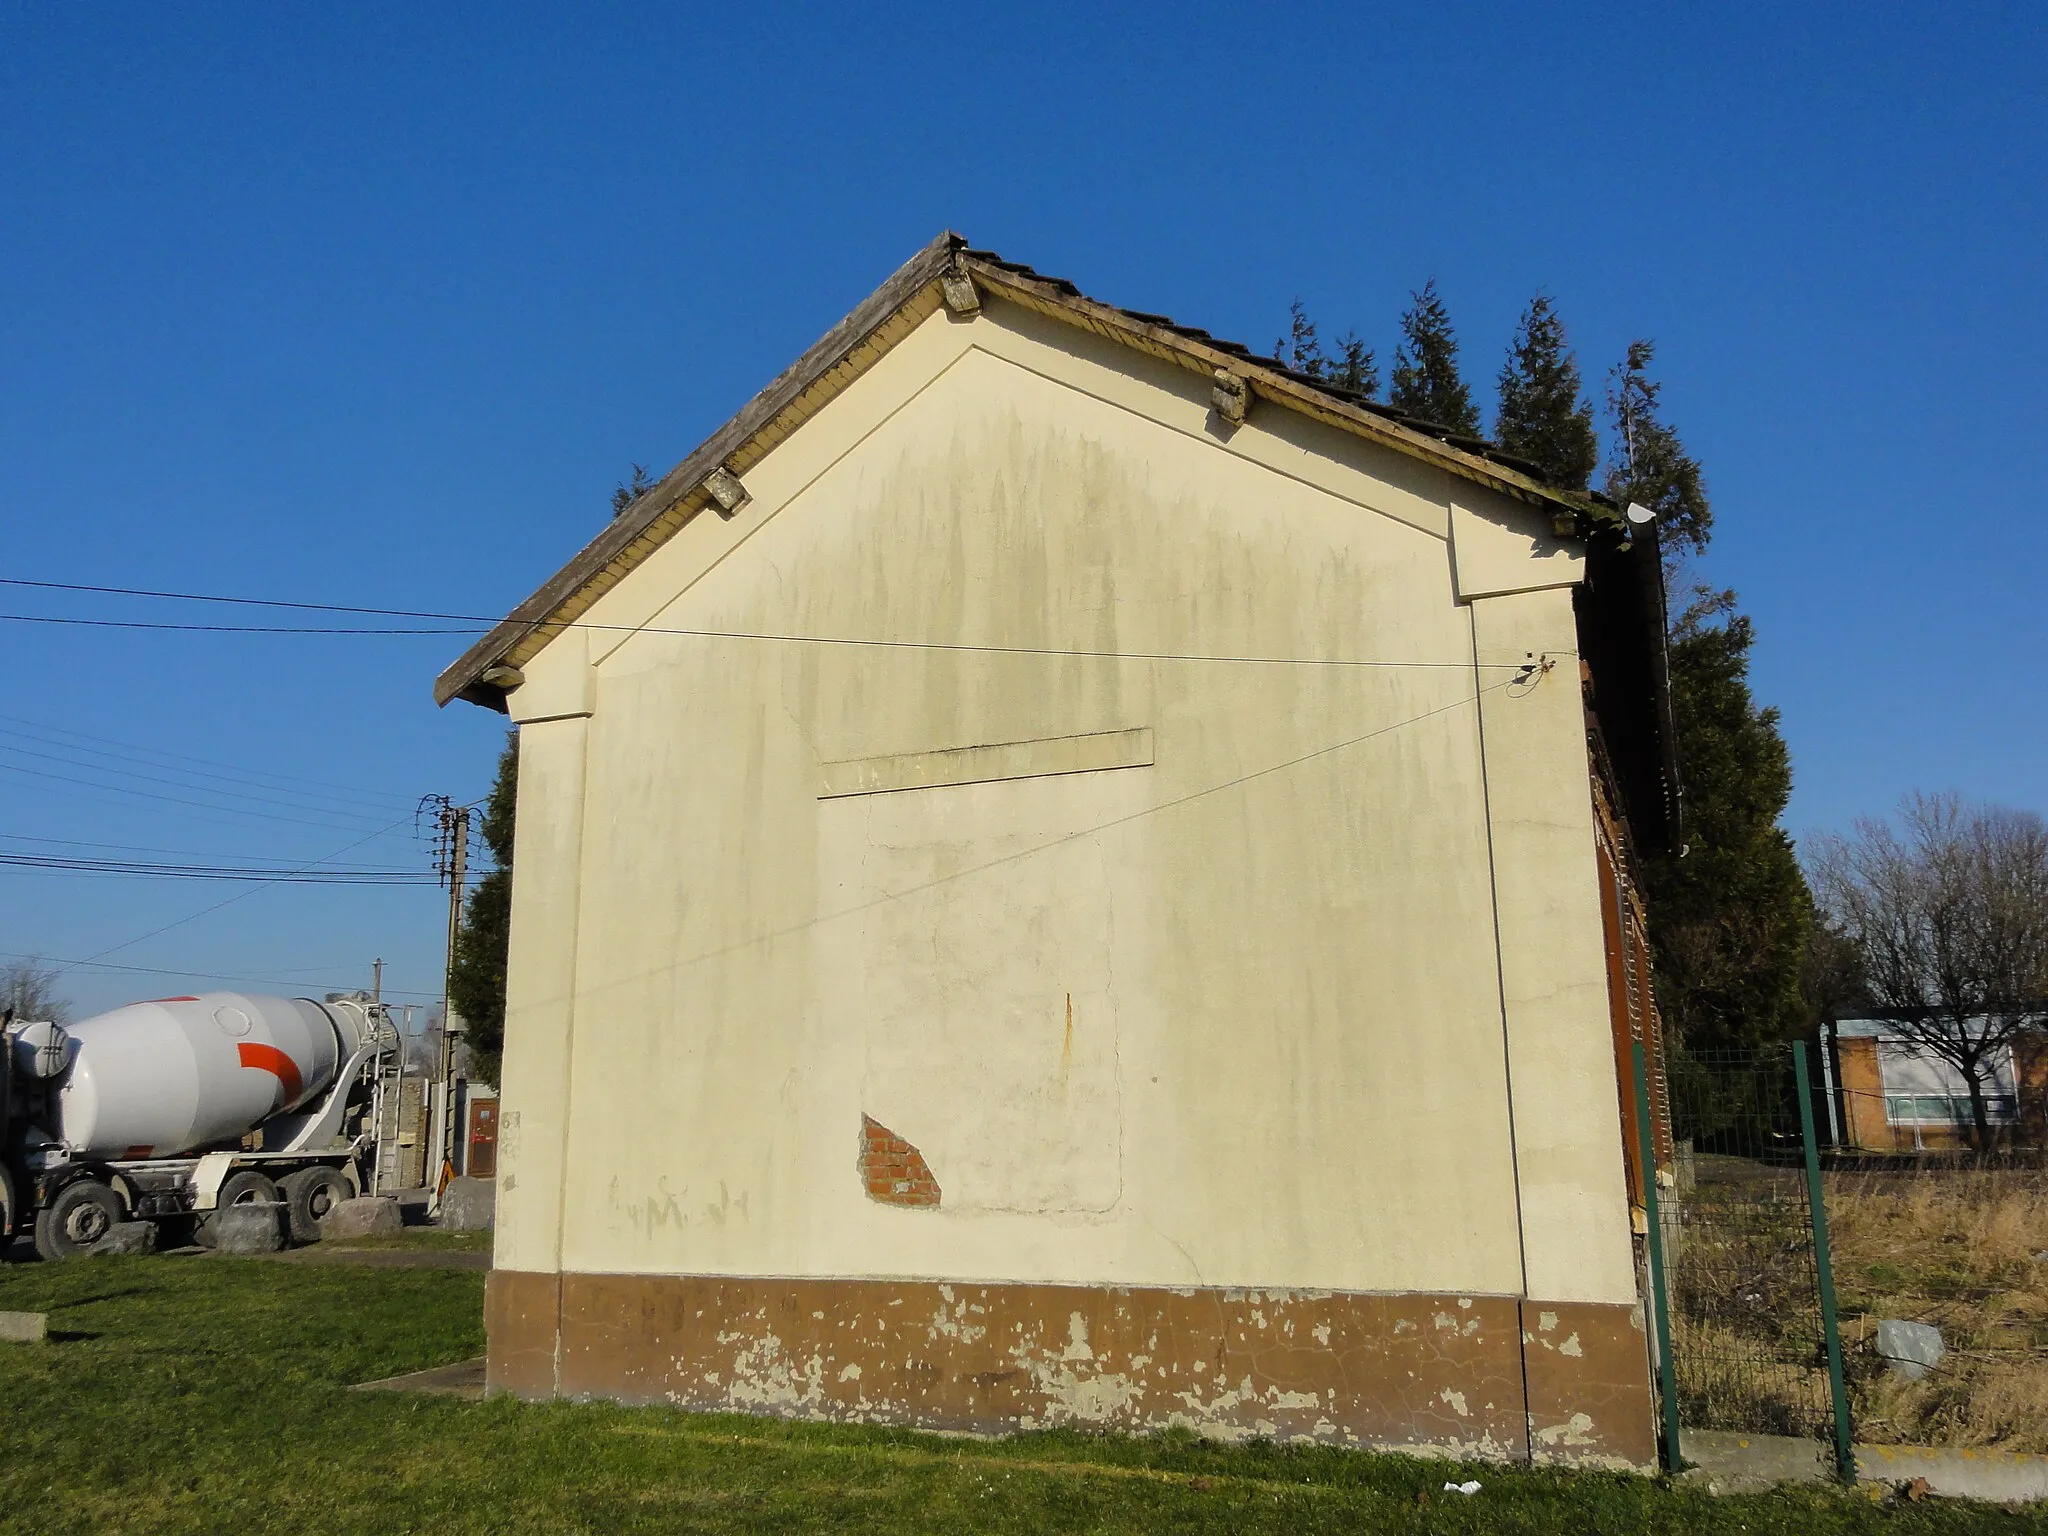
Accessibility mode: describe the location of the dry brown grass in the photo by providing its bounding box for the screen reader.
[1826,1168,2048,1450]
[1669,1317,1832,1439]
[1661,1173,1837,1439]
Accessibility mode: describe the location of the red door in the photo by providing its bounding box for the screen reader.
[466,1099,498,1179]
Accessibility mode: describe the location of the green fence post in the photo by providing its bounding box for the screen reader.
[1632,1041,1681,1471]
[1794,1040,1855,1482]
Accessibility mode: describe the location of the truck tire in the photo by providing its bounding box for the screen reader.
[0,1163,15,1240]
[279,1166,353,1244]
[192,1171,280,1250]
[35,1178,124,1260]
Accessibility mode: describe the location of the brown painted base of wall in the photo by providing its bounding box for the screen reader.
[487,1269,1656,1469]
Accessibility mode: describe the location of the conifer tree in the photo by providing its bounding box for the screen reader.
[611,462,655,520]
[1604,341,1710,555]
[1274,299,1377,398]
[1274,299,1327,377]
[1602,342,1812,1049]
[1495,295,1597,489]
[1329,331,1379,398]
[1644,590,1815,1049]
[1389,280,1480,436]
[448,732,515,1084]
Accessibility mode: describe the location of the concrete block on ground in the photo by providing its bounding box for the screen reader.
[1875,1319,1944,1382]
[1680,1429,1829,1492]
[0,1311,49,1344]
[91,1221,157,1257]
[1856,1443,2048,1504]
[436,1178,495,1232]
[213,1202,284,1255]
[319,1196,404,1241]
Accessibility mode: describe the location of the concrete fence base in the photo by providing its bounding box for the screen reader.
[1684,1429,2048,1504]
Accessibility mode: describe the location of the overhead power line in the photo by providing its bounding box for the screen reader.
[0,948,443,1001]
[0,765,419,844]
[0,831,418,864]
[0,713,420,815]
[0,852,444,884]
[0,757,412,838]
[0,712,422,811]
[56,812,424,974]
[0,613,469,635]
[0,577,1545,670]
[0,736,407,830]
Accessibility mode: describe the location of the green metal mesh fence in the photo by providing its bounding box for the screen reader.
[1659,1047,1844,1445]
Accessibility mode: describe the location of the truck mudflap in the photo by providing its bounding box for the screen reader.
[190,1150,239,1213]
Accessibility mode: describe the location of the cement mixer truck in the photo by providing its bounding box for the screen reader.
[1,991,398,1259]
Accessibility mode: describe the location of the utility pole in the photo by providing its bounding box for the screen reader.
[423,796,471,1206]
[372,957,383,1004]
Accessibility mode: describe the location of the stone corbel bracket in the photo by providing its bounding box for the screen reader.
[1210,368,1251,425]
[939,261,981,317]
[703,465,751,519]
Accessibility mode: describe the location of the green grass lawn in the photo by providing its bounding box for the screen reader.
[0,1249,2040,1535]
[304,1226,495,1252]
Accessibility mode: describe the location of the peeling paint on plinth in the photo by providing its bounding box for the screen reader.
[1520,1298,1656,1471]
[488,1270,1657,1469]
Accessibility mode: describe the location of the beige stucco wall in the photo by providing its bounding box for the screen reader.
[488,297,1638,1308]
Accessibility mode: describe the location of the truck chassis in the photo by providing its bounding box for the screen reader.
[24,1144,369,1259]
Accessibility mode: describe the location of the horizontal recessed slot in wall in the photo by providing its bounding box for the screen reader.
[818,727,1153,800]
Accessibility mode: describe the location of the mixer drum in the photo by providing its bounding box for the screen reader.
[52,991,358,1160]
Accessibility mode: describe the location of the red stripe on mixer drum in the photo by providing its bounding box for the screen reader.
[235,1042,303,1103]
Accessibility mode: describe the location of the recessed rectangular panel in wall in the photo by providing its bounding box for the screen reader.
[817,766,1149,1216]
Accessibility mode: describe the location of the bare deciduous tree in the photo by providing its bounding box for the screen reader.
[0,957,70,1025]
[1808,794,2048,1152]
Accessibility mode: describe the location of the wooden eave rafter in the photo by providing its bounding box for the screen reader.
[433,232,960,708]
[436,231,1615,712]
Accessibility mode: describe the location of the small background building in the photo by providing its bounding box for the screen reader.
[436,234,1680,1469]
[1828,1018,2048,1152]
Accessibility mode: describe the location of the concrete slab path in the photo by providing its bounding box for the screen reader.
[352,1356,487,1400]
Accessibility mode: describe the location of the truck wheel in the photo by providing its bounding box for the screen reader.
[191,1171,280,1250]
[279,1166,352,1244]
[0,1163,15,1241]
[34,1178,124,1260]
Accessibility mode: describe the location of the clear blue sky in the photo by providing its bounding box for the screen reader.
[3,3,2042,1020]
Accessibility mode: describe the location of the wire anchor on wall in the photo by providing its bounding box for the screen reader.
[1508,653,1559,694]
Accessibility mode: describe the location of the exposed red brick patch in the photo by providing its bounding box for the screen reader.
[859,1114,940,1208]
